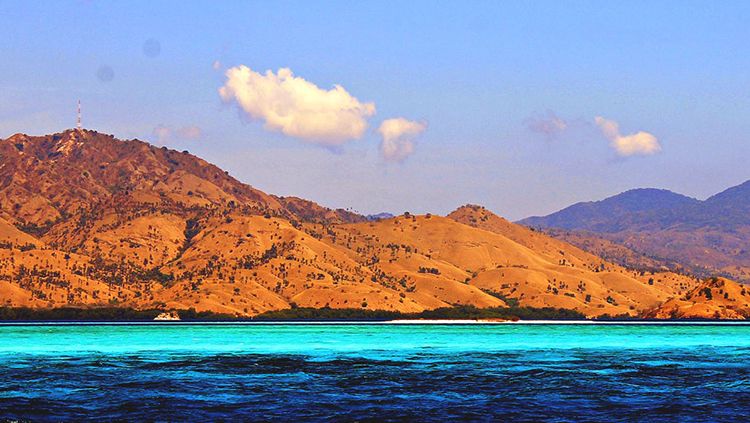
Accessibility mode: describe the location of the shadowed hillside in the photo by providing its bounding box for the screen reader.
[522,189,700,232]
[520,184,750,282]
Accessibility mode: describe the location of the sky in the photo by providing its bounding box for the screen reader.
[2,1,750,220]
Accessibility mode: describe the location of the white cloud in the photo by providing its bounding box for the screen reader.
[526,111,568,138]
[152,124,202,144]
[219,66,376,145]
[594,116,661,156]
[378,118,427,162]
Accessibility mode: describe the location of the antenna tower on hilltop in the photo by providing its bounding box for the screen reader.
[77,100,82,131]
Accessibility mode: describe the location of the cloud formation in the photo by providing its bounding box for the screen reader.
[595,116,661,157]
[219,66,376,145]
[526,111,568,138]
[153,125,202,144]
[378,118,427,162]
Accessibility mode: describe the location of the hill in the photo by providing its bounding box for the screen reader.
[521,188,701,232]
[0,129,745,318]
[520,183,750,282]
[0,130,282,226]
[645,277,750,319]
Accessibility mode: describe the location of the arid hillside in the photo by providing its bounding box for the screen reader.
[645,277,750,319]
[0,129,746,318]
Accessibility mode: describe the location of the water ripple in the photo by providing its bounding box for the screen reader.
[1,325,750,421]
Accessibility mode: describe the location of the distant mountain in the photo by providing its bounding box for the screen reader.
[706,179,750,207]
[521,189,701,232]
[519,182,750,282]
[366,212,394,221]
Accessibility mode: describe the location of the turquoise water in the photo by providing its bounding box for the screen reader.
[1,323,749,421]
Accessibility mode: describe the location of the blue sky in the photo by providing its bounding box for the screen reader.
[2,1,750,220]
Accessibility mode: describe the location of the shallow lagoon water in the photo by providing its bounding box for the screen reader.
[0,323,749,421]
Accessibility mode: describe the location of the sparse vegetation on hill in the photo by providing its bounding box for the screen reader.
[0,130,744,320]
[644,277,750,319]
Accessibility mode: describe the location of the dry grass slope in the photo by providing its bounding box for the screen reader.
[0,131,746,318]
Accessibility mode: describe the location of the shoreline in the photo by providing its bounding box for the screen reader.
[1,319,749,326]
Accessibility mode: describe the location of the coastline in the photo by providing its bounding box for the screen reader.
[1,319,749,326]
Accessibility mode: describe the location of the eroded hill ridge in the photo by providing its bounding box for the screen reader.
[0,130,747,319]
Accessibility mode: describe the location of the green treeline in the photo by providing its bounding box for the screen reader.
[253,305,586,321]
[0,307,233,321]
[0,305,587,321]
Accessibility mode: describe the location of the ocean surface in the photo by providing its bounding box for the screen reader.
[0,322,749,422]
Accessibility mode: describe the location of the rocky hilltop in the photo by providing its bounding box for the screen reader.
[0,129,746,319]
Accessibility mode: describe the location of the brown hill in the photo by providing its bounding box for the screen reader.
[645,277,750,319]
[0,130,284,226]
[449,204,613,269]
[0,130,736,318]
[445,205,699,316]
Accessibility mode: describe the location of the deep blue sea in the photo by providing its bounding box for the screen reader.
[0,322,749,422]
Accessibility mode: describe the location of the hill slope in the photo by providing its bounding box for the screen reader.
[645,277,750,319]
[0,130,282,225]
[0,129,745,319]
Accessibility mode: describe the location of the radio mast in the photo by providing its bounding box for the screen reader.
[77,100,82,130]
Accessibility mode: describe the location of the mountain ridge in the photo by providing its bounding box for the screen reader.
[0,129,364,227]
[521,188,701,232]
[0,129,746,319]
[519,181,750,282]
